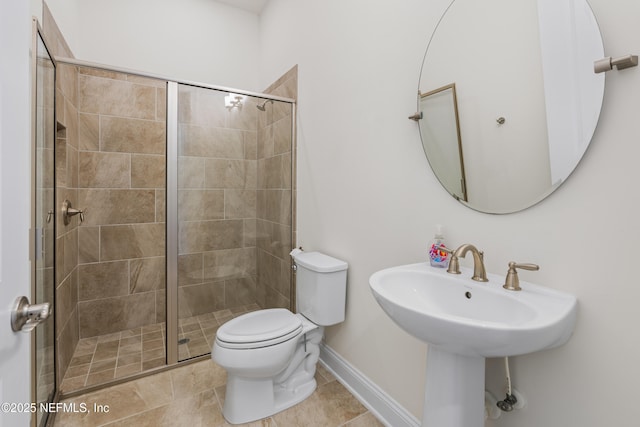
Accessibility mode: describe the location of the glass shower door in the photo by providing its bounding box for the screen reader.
[174,84,293,361]
[33,27,56,426]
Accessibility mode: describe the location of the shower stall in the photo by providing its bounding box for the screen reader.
[55,61,296,394]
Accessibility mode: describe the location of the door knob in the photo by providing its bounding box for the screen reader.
[11,296,51,332]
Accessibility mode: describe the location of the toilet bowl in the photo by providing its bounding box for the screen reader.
[212,250,348,425]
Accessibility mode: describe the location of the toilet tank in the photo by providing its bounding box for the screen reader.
[292,251,348,326]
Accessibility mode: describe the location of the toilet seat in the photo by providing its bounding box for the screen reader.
[216,308,303,350]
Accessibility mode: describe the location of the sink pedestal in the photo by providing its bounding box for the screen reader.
[423,346,485,427]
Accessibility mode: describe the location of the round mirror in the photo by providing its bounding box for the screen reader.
[418,0,604,213]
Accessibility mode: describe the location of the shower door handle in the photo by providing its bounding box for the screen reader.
[10,296,51,333]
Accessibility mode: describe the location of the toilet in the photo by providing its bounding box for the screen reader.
[212,250,348,424]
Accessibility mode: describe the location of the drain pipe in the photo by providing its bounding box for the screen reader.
[496,357,519,412]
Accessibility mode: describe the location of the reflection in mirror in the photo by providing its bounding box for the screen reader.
[418,0,604,213]
[419,84,467,201]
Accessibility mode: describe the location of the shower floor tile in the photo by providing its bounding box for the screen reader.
[60,303,261,394]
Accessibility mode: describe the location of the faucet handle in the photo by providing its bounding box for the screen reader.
[503,262,539,291]
[440,247,460,274]
[511,262,539,271]
[438,246,454,255]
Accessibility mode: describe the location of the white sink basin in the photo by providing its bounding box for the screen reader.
[369,262,577,357]
[370,262,578,427]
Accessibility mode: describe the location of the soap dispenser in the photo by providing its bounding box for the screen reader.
[428,225,450,268]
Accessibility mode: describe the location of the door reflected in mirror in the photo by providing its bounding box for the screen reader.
[418,0,604,213]
[419,84,467,201]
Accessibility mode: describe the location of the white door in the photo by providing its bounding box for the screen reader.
[0,1,34,426]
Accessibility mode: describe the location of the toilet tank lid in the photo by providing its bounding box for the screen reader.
[292,251,348,273]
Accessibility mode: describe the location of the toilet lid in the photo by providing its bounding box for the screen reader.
[216,308,302,349]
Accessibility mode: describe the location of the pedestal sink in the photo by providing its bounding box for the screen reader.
[369,263,577,427]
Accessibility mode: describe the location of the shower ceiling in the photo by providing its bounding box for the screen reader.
[214,0,268,14]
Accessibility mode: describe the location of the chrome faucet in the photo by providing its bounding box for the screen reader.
[446,244,489,282]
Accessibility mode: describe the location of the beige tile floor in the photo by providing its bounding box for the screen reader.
[53,359,385,427]
[60,305,260,394]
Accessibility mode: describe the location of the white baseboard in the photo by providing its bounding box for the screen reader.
[319,343,421,427]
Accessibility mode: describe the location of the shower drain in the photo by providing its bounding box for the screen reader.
[178,338,190,345]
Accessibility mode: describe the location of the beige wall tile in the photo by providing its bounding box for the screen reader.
[178,282,225,317]
[79,75,156,120]
[78,226,100,264]
[257,249,285,293]
[55,137,67,187]
[55,89,65,127]
[179,125,244,158]
[258,154,291,189]
[58,64,78,107]
[273,223,292,260]
[101,116,165,155]
[205,159,257,189]
[131,154,166,188]
[79,152,130,188]
[155,290,165,324]
[243,218,257,247]
[126,74,166,88]
[258,189,291,225]
[258,123,275,159]
[178,157,205,188]
[178,253,204,287]
[66,143,79,189]
[225,189,257,219]
[64,98,79,149]
[79,67,127,81]
[55,58,81,385]
[272,99,293,124]
[56,309,79,383]
[156,87,167,122]
[78,261,129,301]
[177,86,226,127]
[265,286,290,310]
[78,113,99,151]
[178,220,243,254]
[202,248,255,282]
[155,189,165,222]
[226,104,258,131]
[101,223,165,261]
[55,272,78,336]
[43,3,74,59]
[78,189,156,225]
[225,277,257,307]
[178,189,224,221]
[243,130,257,160]
[274,115,293,155]
[130,257,165,293]
[263,64,298,97]
[78,292,157,338]
[61,228,78,282]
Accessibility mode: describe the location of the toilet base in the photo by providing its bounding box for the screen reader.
[220,324,323,425]
[222,372,317,424]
